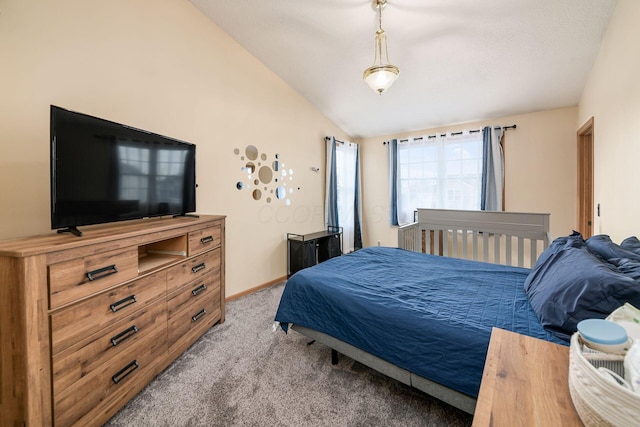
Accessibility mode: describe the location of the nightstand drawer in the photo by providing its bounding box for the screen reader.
[188,224,222,255]
[48,246,138,309]
[166,249,220,292]
[51,271,167,355]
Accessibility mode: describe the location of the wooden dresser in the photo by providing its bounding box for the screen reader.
[0,215,225,426]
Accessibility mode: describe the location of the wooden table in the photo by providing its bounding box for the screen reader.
[473,327,583,426]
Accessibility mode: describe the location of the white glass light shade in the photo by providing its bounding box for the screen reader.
[363,64,400,94]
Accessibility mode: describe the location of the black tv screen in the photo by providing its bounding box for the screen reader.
[50,105,196,233]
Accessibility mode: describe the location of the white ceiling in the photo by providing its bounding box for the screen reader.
[189,0,617,139]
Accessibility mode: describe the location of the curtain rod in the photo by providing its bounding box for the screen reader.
[325,136,346,144]
[383,124,516,144]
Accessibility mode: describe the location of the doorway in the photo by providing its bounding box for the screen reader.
[577,117,594,238]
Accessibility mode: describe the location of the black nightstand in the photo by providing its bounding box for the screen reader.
[287,226,342,276]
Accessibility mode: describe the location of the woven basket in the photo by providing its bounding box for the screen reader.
[569,333,640,426]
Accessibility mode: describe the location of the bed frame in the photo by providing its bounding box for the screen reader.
[291,209,551,414]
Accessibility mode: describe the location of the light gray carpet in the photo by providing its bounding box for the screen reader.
[105,283,473,426]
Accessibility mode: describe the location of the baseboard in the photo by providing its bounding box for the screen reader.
[226,276,287,302]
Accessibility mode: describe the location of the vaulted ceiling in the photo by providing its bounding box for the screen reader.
[190,0,617,138]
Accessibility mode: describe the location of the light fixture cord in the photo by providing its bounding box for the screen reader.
[377,6,383,65]
[377,1,391,65]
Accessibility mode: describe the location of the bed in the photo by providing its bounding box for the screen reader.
[274,209,640,414]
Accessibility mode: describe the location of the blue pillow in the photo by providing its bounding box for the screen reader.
[524,232,640,341]
[586,235,640,282]
[523,231,585,294]
[617,258,640,281]
[524,231,585,297]
[586,234,640,263]
[622,236,640,255]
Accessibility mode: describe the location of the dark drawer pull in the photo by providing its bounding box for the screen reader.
[191,263,206,273]
[110,294,137,312]
[191,283,207,296]
[192,309,207,322]
[86,264,118,281]
[112,360,139,384]
[200,235,214,244]
[110,325,138,347]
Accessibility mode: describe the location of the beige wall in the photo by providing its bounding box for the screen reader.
[578,0,640,242]
[359,107,579,247]
[0,0,350,297]
[1,0,635,297]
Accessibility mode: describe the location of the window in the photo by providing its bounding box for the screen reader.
[335,143,357,227]
[325,138,362,253]
[395,133,483,224]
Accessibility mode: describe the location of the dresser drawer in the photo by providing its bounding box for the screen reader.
[51,271,167,355]
[166,249,220,293]
[53,300,167,394]
[188,224,221,255]
[167,272,219,318]
[49,246,138,309]
[53,327,167,427]
[167,286,221,349]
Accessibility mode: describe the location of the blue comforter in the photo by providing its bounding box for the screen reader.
[274,246,565,397]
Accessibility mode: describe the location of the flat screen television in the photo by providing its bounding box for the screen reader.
[50,105,196,236]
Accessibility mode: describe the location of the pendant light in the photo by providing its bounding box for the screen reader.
[363,0,400,94]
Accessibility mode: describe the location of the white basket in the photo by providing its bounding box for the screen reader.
[569,333,640,426]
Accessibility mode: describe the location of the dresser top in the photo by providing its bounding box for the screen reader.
[0,215,225,258]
